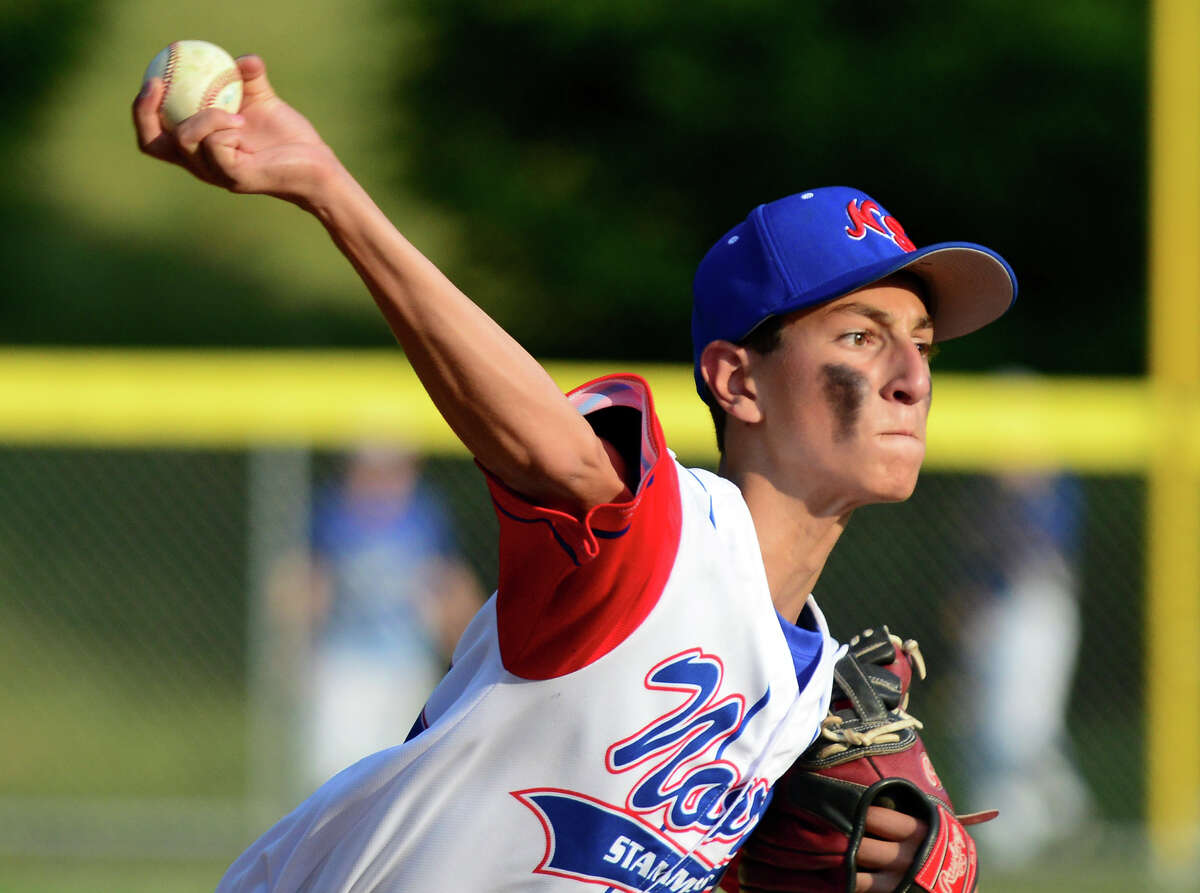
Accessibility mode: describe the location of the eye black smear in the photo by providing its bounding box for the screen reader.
[821,364,867,442]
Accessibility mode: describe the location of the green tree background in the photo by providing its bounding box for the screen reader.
[1,0,1146,374]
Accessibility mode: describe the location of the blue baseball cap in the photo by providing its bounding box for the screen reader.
[691,186,1017,401]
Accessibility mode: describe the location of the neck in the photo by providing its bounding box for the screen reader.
[721,459,852,623]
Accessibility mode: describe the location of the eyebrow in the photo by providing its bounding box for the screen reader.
[829,301,934,333]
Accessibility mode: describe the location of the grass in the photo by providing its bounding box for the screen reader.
[985,870,1146,893]
[0,855,1157,893]
[0,609,246,798]
[0,858,231,893]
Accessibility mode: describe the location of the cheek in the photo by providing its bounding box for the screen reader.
[820,363,868,441]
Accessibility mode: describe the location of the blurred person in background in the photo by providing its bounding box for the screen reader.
[951,469,1093,866]
[269,444,483,792]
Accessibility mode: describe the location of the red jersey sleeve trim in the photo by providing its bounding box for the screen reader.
[483,374,682,680]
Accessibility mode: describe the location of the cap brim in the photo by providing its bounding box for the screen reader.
[883,242,1017,342]
[755,241,1017,344]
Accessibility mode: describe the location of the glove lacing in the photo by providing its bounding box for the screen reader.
[810,634,926,760]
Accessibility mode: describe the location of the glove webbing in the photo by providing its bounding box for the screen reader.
[808,631,925,762]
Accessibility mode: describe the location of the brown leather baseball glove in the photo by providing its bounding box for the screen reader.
[720,627,995,893]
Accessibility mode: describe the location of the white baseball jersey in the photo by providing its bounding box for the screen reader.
[217,374,840,893]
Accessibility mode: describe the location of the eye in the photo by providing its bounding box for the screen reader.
[841,331,872,347]
[916,342,940,362]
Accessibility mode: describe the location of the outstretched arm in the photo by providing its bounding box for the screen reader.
[133,55,629,515]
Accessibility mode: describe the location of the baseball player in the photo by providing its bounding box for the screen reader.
[133,55,1016,893]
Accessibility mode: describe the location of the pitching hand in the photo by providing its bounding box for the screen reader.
[133,55,341,206]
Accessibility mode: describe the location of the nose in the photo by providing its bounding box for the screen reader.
[882,340,932,405]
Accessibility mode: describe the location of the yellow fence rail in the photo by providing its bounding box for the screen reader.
[0,348,1166,465]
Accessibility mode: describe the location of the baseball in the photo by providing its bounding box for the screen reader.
[143,40,243,130]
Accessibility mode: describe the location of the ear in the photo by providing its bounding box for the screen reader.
[699,340,763,425]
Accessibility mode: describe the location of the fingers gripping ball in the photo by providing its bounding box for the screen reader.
[143,40,243,130]
[722,627,996,893]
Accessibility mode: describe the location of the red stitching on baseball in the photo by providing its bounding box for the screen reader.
[163,42,179,91]
[201,67,240,111]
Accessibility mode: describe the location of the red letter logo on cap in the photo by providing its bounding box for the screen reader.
[844,199,916,252]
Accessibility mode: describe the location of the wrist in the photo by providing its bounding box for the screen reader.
[297,156,369,225]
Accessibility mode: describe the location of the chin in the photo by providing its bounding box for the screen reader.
[874,480,919,503]
[863,464,922,504]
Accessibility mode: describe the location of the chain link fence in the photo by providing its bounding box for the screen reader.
[0,444,1145,883]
